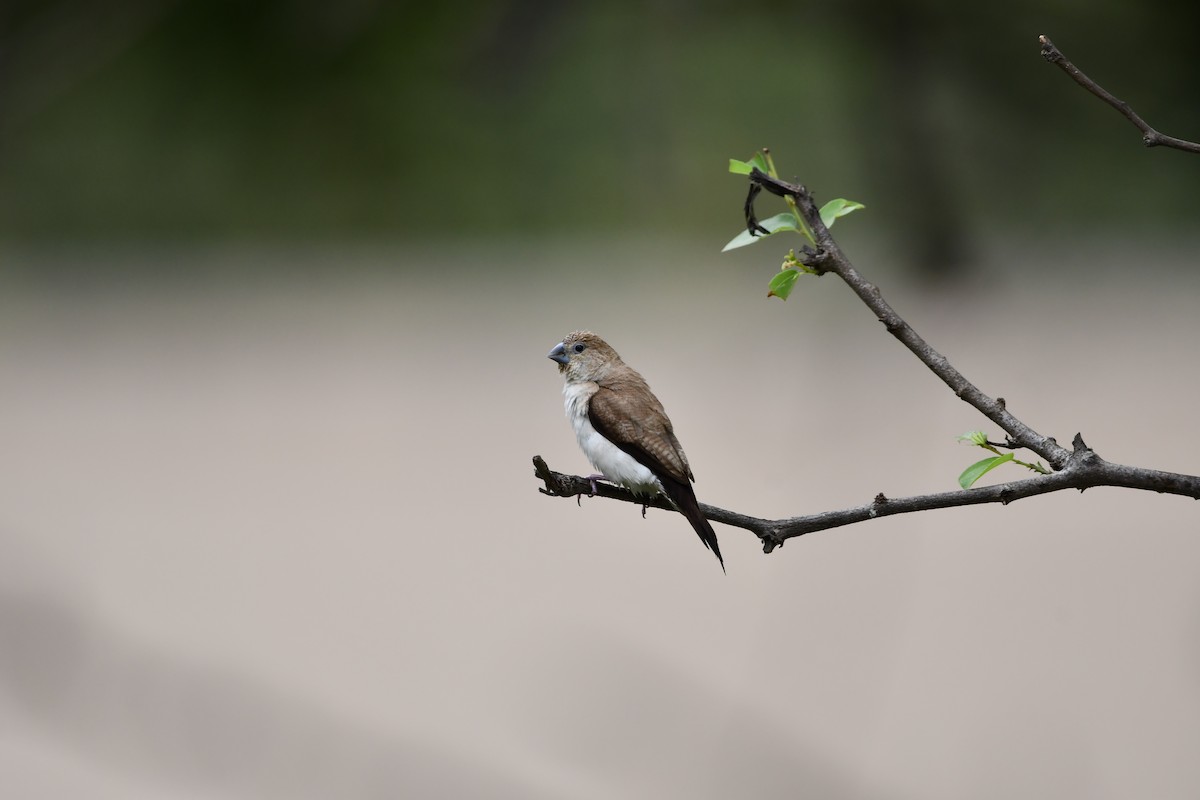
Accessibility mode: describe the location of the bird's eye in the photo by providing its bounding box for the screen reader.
[572,343,586,353]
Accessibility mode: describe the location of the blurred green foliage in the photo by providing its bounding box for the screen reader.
[2,0,1199,264]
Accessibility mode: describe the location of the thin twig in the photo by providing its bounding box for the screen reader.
[1039,34,1200,154]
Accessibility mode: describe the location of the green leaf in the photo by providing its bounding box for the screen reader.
[767,269,801,300]
[728,158,754,175]
[958,452,1015,489]
[729,152,772,176]
[819,198,866,228]
[957,430,989,446]
[721,213,800,252]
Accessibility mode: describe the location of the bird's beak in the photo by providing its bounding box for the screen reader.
[547,342,569,365]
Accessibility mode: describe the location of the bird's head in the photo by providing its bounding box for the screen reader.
[547,331,622,382]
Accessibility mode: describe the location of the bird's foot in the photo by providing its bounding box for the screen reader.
[641,503,648,519]
[576,474,609,505]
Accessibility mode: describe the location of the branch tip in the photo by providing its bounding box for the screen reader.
[1039,34,1200,154]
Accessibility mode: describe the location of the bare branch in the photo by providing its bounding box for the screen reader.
[1039,34,1200,154]
[535,447,1200,554]
[534,455,778,542]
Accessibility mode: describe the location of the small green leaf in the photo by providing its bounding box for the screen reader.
[721,213,800,252]
[958,452,1015,489]
[722,230,759,252]
[728,158,754,175]
[819,198,866,228]
[767,269,801,300]
[957,430,989,446]
[729,152,772,176]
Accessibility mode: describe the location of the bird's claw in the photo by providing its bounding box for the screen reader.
[575,473,607,505]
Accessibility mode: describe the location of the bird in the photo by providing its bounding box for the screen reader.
[547,331,724,571]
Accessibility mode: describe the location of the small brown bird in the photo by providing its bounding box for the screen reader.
[547,331,724,571]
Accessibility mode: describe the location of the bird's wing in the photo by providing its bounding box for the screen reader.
[589,381,721,570]
[588,382,693,485]
[583,376,715,568]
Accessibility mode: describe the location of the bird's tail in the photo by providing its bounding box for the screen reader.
[659,478,725,572]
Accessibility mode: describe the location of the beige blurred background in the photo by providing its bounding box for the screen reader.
[4,1,1200,797]
[2,239,1199,799]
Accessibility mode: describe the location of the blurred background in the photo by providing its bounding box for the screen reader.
[2,1,1200,798]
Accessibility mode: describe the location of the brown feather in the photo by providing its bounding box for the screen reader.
[655,473,724,572]
[587,378,692,486]
[587,378,724,571]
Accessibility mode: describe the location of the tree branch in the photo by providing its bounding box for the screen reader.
[536,438,1200,555]
[533,454,779,541]
[1039,34,1200,154]
[749,168,1071,470]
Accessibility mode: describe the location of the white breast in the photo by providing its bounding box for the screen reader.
[563,382,661,496]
